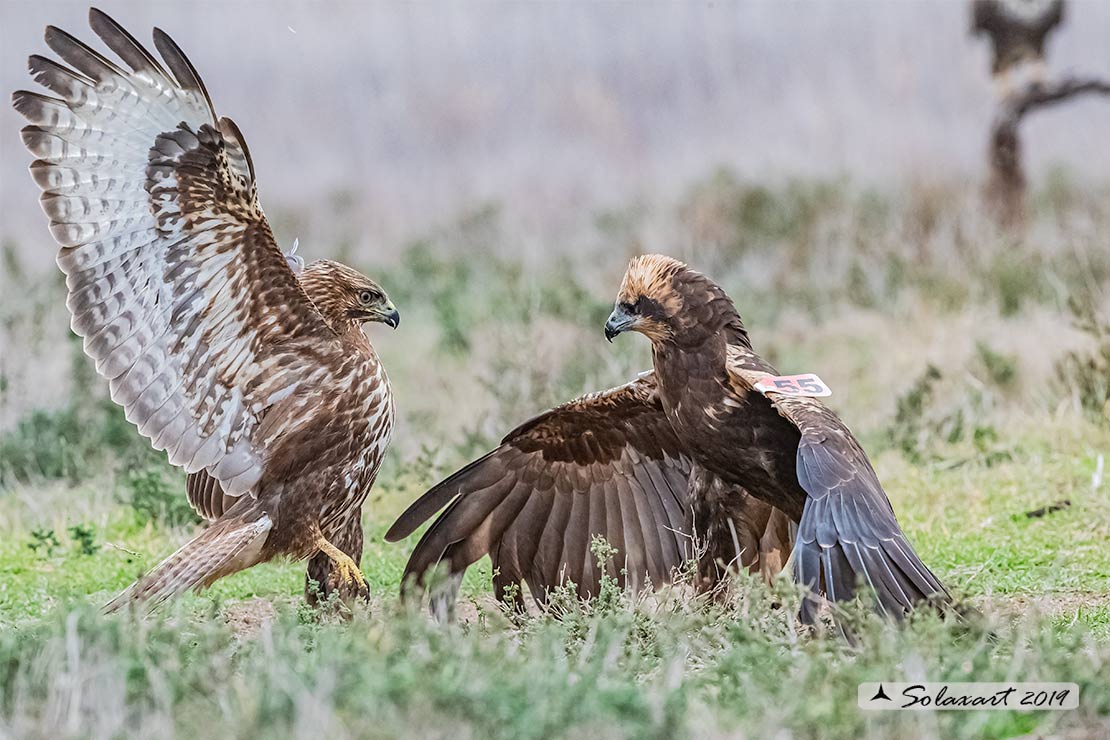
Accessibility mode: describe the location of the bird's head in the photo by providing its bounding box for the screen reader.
[299,259,399,331]
[604,254,739,347]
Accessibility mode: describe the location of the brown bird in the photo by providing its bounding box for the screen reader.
[971,0,1065,95]
[600,255,949,621]
[12,9,399,609]
[386,371,793,618]
[391,255,949,622]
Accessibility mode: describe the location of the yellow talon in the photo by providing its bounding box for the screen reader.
[315,536,370,604]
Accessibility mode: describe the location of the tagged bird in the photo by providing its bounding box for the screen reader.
[13,9,399,610]
[387,370,794,619]
[599,255,950,622]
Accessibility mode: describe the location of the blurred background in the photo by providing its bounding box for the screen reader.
[4,1,1110,250]
[2,0,1110,504]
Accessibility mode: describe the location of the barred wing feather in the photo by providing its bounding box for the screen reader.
[13,9,341,497]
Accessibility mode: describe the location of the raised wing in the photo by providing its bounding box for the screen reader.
[726,345,949,621]
[385,373,695,608]
[13,10,342,498]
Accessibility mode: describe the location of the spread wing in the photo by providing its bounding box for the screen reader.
[385,373,695,606]
[726,346,949,621]
[13,10,345,498]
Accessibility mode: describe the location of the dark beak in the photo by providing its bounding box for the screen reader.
[382,307,400,329]
[368,300,400,329]
[604,307,635,343]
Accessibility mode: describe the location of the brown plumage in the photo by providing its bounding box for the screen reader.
[971,0,1064,78]
[387,370,793,618]
[13,9,398,609]
[600,255,950,622]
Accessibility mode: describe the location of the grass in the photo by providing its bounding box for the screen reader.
[3,174,1110,737]
[3,416,1107,623]
[0,560,1108,738]
[0,411,1107,737]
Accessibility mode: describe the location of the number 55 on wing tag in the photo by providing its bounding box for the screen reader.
[753,373,832,398]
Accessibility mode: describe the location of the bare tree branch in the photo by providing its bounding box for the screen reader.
[987,76,1110,227]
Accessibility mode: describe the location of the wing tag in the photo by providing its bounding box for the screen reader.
[753,373,832,398]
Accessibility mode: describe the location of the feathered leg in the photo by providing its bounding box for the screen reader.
[758,508,795,584]
[305,514,365,606]
[431,572,465,623]
[105,508,272,613]
[690,470,786,597]
[308,524,370,605]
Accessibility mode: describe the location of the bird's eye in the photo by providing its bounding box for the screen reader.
[620,300,636,314]
[358,290,376,305]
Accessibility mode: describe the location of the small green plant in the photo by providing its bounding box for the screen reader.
[541,536,628,626]
[0,397,162,487]
[886,366,1010,466]
[536,258,611,327]
[588,535,624,615]
[1056,298,1110,422]
[886,364,942,463]
[67,524,100,556]
[373,444,445,505]
[124,466,200,528]
[26,528,61,557]
[496,580,528,626]
[677,169,842,261]
[986,254,1047,317]
[975,341,1018,390]
[0,406,84,485]
[844,260,877,308]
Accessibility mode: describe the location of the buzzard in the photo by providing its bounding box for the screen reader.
[386,371,793,618]
[12,9,398,609]
[971,0,1065,91]
[599,255,950,622]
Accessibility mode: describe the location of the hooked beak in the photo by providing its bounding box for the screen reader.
[604,307,636,343]
[370,301,400,329]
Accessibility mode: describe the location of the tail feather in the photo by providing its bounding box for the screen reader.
[105,513,272,612]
